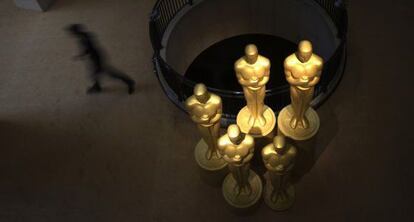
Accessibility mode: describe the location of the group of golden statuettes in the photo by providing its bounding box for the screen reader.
[185,40,323,210]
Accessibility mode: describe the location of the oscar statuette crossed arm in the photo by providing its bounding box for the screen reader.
[307,70,322,87]
[209,98,222,124]
[257,61,270,87]
[186,102,209,125]
[185,98,212,126]
[221,145,253,167]
[263,154,279,173]
[236,70,251,87]
[257,74,269,87]
[245,150,254,164]
[308,56,324,87]
[284,68,307,88]
[190,114,208,125]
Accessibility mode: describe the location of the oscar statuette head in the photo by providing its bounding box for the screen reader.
[296,40,313,63]
[194,83,210,103]
[273,135,286,154]
[245,44,259,64]
[228,124,243,144]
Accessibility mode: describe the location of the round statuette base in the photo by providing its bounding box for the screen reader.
[236,106,276,138]
[195,139,227,171]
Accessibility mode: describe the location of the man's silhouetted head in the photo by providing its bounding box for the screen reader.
[66,24,86,35]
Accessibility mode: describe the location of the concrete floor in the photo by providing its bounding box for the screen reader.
[0,0,413,221]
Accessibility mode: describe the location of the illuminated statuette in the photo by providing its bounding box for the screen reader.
[278,40,323,140]
[185,83,227,171]
[235,44,276,137]
[262,135,297,211]
[218,124,262,208]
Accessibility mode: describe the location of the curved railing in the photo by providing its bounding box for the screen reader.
[149,0,348,122]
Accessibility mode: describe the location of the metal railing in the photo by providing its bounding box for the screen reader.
[149,0,348,121]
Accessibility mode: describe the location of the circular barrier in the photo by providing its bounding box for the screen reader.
[149,0,347,124]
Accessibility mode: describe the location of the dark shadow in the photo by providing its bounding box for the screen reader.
[290,103,339,184]
[65,24,136,94]
[224,195,263,216]
[198,165,228,188]
[0,120,93,199]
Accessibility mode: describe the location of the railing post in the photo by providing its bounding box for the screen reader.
[149,8,160,21]
[149,9,162,51]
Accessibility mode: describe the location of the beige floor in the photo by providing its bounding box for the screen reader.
[0,0,413,221]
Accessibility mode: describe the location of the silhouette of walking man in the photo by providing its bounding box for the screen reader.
[66,24,135,94]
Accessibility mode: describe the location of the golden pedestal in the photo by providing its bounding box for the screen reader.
[278,105,320,140]
[236,106,276,137]
[195,139,227,171]
[222,169,262,208]
[263,178,295,211]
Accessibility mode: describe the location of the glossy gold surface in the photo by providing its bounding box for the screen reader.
[185,84,227,171]
[279,40,323,140]
[218,124,262,208]
[261,135,297,211]
[235,44,276,137]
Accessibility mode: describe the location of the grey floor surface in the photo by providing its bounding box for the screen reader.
[0,0,413,221]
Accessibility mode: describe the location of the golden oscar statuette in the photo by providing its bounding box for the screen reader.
[235,44,276,137]
[262,135,297,211]
[218,124,262,208]
[185,83,227,171]
[278,40,323,140]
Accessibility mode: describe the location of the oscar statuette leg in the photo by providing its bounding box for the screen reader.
[222,167,262,208]
[263,172,295,211]
[237,86,275,137]
[243,88,255,127]
[256,87,267,127]
[299,88,314,129]
[289,87,300,129]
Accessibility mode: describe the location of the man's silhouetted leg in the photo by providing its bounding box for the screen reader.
[87,82,102,94]
[87,71,102,94]
[106,66,135,94]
